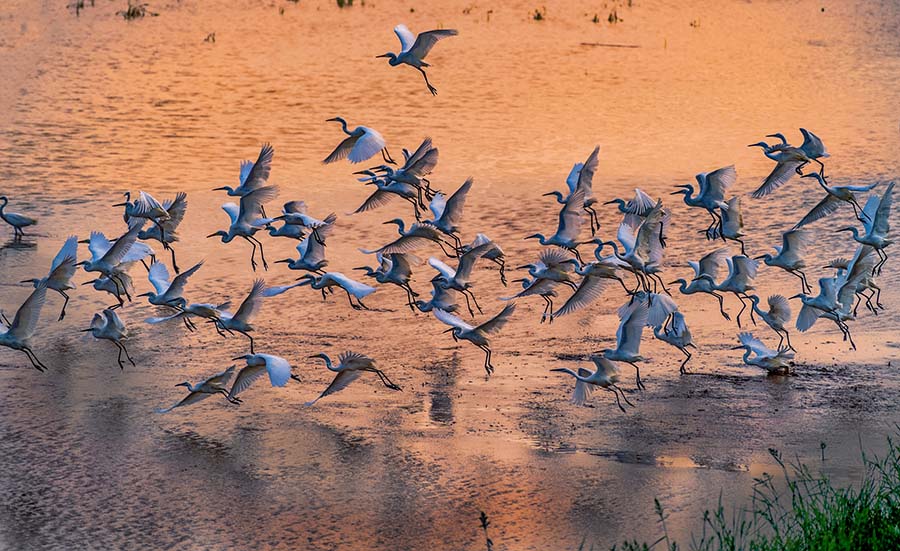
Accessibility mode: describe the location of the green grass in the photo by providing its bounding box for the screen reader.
[611,435,900,550]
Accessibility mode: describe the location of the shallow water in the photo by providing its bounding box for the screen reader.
[1,0,900,549]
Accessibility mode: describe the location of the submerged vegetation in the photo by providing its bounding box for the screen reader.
[117,1,158,20]
[613,436,900,550]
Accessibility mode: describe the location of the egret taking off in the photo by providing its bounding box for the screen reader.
[837,181,893,275]
[21,236,78,321]
[213,143,274,199]
[551,354,634,412]
[157,366,239,413]
[755,229,812,294]
[207,185,279,271]
[731,332,794,374]
[0,196,38,239]
[0,281,48,371]
[323,117,394,165]
[305,352,402,406]
[749,128,829,198]
[81,309,134,370]
[377,24,459,95]
[433,303,517,375]
[226,354,299,403]
[671,165,735,238]
[794,173,876,228]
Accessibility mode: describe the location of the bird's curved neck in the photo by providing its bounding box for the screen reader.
[673,279,688,292]
[335,118,350,135]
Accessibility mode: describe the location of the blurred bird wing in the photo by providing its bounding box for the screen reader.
[87,232,112,261]
[348,127,386,164]
[162,192,188,231]
[354,189,396,214]
[406,146,438,177]
[454,242,492,281]
[628,188,656,214]
[439,178,472,227]
[323,135,358,164]
[305,370,363,406]
[50,236,79,273]
[538,247,573,269]
[103,309,127,335]
[477,302,516,335]
[721,196,743,234]
[402,137,433,169]
[781,229,809,258]
[874,182,894,235]
[698,247,728,278]
[647,294,679,328]
[616,301,648,356]
[799,128,828,158]
[428,192,447,220]
[147,261,172,294]
[222,202,241,225]
[166,261,204,298]
[699,165,736,203]
[121,241,154,263]
[328,272,376,297]
[238,185,278,226]
[565,163,583,194]
[259,354,292,387]
[227,364,267,398]
[577,146,600,193]
[394,24,417,52]
[767,295,791,325]
[433,308,473,331]
[738,332,775,357]
[136,191,165,215]
[796,303,823,332]
[590,355,619,378]
[9,283,47,340]
[408,28,458,60]
[156,391,210,413]
[387,253,414,280]
[239,159,254,186]
[201,365,235,388]
[553,275,608,318]
[338,350,373,368]
[616,222,637,253]
[102,223,142,266]
[795,194,841,228]
[428,257,457,281]
[556,188,585,241]
[241,143,274,191]
[233,279,266,324]
[751,160,802,198]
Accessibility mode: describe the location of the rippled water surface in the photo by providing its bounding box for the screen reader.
[1,0,900,549]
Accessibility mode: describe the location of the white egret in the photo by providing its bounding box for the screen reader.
[836,181,893,275]
[670,248,731,320]
[464,233,507,286]
[146,301,232,335]
[80,309,134,369]
[707,196,745,253]
[516,248,579,290]
[226,353,299,403]
[794,173,877,228]
[544,147,601,233]
[266,203,336,243]
[377,24,458,95]
[364,137,439,208]
[137,192,187,272]
[138,260,203,310]
[82,269,135,310]
[671,165,735,238]
[652,311,695,374]
[273,218,334,275]
[157,366,239,413]
[323,117,394,164]
[213,279,267,352]
[600,202,669,294]
[526,187,588,263]
[0,281,48,371]
[213,143,275,199]
[428,241,494,317]
[731,332,794,374]
[503,277,559,323]
[749,128,829,198]
[362,218,456,257]
[754,229,812,294]
[305,351,402,406]
[694,255,759,328]
[114,191,171,244]
[207,185,278,271]
[356,253,419,311]
[78,222,145,302]
[603,299,649,390]
[551,354,634,411]
[351,174,423,219]
[747,294,794,351]
[0,196,38,239]
[21,236,78,320]
[414,277,460,314]
[433,303,516,375]
[603,188,656,229]
[428,177,473,250]
[294,272,377,310]
[552,258,626,319]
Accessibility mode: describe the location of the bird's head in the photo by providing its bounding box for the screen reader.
[294,274,315,286]
[81,278,99,286]
[523,233,541,241]
[274,258,293,265]
[752,253,771,261]
[211,186,234,193]
[541,191,564,199]
[729,345,747,351]
[382,218,404,227]
[670,185,691,196]
[747,141,770,150]
[765,132,788,144]
[602,198,625,206]
[375,53,397,63]
[354,266,375,276]
[514,263,533,271]
[667,279,686,286]
[75,260,89,267]
[19,278,41,287]
[308,353,330,363]
[175,382,191,389]
[325,116,346,124]
[111,191,130,207]
[136,292,153,298]
[206,231,227,240]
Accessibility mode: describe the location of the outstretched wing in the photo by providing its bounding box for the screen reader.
[437,178,473,228]
[556,187,585,242]
[393,24,417,52]
[147,261,172,295]
[874,182,894,236]
[50,236,78,273]
[260,354,293,388]
[477,302,516,335]
[409,28,458,60]
[201,365,235,388]
[799,128,828,158]
[767,295,791,326]
[238,185,279,226]
[433,308,474,331]
[241,143,274,192]
[305,370,362,406]
[233,279,266,324]
[9,282,47,340]
[699,165,736,204]
[552,275,608,318]
[348,128,386,164]
[323,135,357,164]
[751,160,802,199]
[794,194,841,228]
[166,261,204,298]
[738,332,775,357]
[162,192,188,232]
[227,364,267,399]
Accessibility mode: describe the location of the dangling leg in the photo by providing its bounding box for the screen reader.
[238,331,255,354]
[114,341,125,370]
[611,384,635,407]
[343,289,362,310]
[381,147,397,165]
[250,235,268,271]
[119,341,136,366]
[465,289,483,315]
[169,244,180,274]
[630,362,645,391]
[496,258,507,287]
[182,316,195,332]
[679,347,692,374]
[23,347,47,372]
[416,66,438,95]
[369,368,402,390]
[708,291,730,321]
[57,290,70,321]
[242,236,259,271]
[734,293,748,328]
[783,329,795,352]
[219,389,242,404]
[605,387,626,413]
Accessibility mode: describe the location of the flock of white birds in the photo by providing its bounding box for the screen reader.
[0,25,895,413]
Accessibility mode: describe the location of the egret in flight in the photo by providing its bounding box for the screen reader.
[364,137,439,209]
[356,253,419,311]
[273,218,334,275]
[747,294,794,351]
[551,354,634,412]
[138,260,203,311]
[652,311,695,374]
[545,147,601,233]
[503,277,559,324]
[157,366,239,413]
[81,309,134,369]
[427,177,473,251]
[294,272,377,311]
[226,353,299,403]
[755,229,812,294]
[694,255,759,328]
[363,218,456,257]
[603,299,649,389]
[731,332,794,374]
[213,279,267,353]
[21,236,78,321]
[749,128,829,198]
[115,191,171,244]
[0,281,48,371]
[670,248,731,320]
[213,143,275,200]
[323,117,394,165]
[137,192,187,272]
[305,351,402,406]
[429,241,494,317]
[433,303,516,375]
[604,188,656,229]
[78,222,145,303]
[837,181,893,275]
[413,276,460,314]
[706,196,746,253]
[207,185,278,271]
[671,165,736,239]
[795,173,876,228]
[0,196,38,239]
[526,187,588,263]
[378,24,459,95]
[551,256,625,319]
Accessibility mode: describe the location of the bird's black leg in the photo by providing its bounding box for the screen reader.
[57,290,70,321]
[465,289,483,315]
[219,389,242,404]
[606,387,626,413]
[736,238,746,256]
[679,348,691,374]
[461,291,476,318]
[784,329,796,352]
[169,245,180,274]
[23,347,47,372]
[496,258,508,287]
[416,67,438,96]
[243,236,259,271]
[734,293,749,328]
[630,362,645,390]
[248,235,268,271]
[238,331,254,354]
[115,341,125,370]
[611,384,635,407]
[707,291,730,321]
[381,147,397,165]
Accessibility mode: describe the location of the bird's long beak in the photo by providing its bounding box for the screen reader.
[232,355,249,361]
[111,202,127,207]
[667,280,679,286]
[353,267,369,271]
[274,259,291,264]
[307,355,321,359]
[211,186,228,191]
[206,233,218,238]
[136,292,152,297]
[602,200,617,205]
[76,260,88,266]
[81,279,98,286]
[788,293,802,300]
[729,345,744,350]
[442,328,454,334]
[78,328,93,332]
[540,192,555,197]
[375,54,390,58]
[752,254,766,260]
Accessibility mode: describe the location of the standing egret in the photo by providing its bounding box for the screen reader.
[747,295,794,351]
[707,196,745,253]
[670,248,731,320]
[294,272,377,311]
[207,185,278,271]
[377,24,458,95]
[0,196,38,239]
[428,177,473,250]
[0,281,48,371]
[755,229,812,294]
[794,173,877,228]
[731,332,794,374]
[157,366,239,413]
[414,277,460,314]
[551,354,634,411]
[21,236,78,321]
[652,311,695,374]
[526,187,588,263]
[602,299,649,390]
[428,241,494,317]
[80,309,134,369]
[138,260,203,310]
[836,181,893,275]
[671,165,736,238]
[305,352,402,406]
[226,354,299,403]
[78,222,145,302]
[433,303,516,375]
[273,219,334,275]
[604,188,656,229]
[323,117,394,165]
[503,277,559,323]
[749,128,829,198]
[694,255,759,328]
[356,253,419,311]
[362,218,456,257]
[137,192,187,272]
[213,143,275,200]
